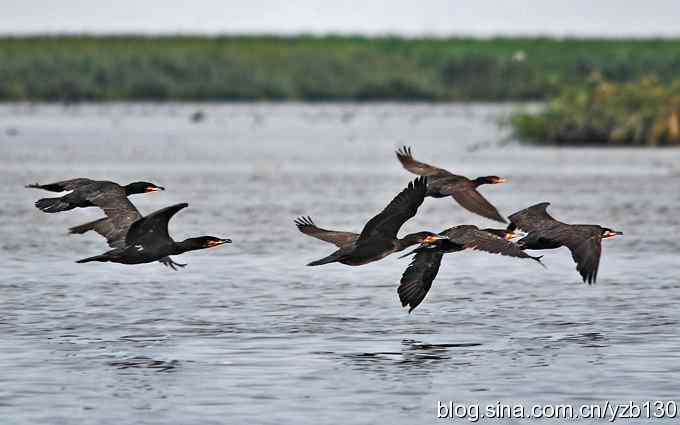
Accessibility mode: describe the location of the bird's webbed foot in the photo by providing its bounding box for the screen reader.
[159,257,187,271]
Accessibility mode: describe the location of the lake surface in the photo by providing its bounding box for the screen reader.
[1,103,679,424]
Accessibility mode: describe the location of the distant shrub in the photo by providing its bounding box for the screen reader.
[510,75,680,146]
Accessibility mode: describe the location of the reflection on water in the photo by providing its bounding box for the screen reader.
[342,340,484,375]
[1,103,679,424]
[109,357,180,372]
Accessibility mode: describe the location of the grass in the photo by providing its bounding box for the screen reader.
[1,35,680,101]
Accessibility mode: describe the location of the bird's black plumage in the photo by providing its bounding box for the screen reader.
[299,177,446,266]
[507,202,622,284]
[76,203,230,267]
[27,178,164,213]
[64,184,189,269]
[395,146,507,223]
[398,225,542,313]
[398,250,444,313]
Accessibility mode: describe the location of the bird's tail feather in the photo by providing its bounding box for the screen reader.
[307,252,342,266]
[398,246,427,259]
[399,244,436,259]
[76,254,109,264]
[35,197,73,213]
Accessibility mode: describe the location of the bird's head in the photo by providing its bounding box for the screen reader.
[175,236,231,254]
[404,232,448,245]
[481,228,516,240]
[475,176,507,185]
[601,228,623,238]
[398,232,449,257]
[125,181,165,195]
[180,236,232,251]
[199,236,232,248]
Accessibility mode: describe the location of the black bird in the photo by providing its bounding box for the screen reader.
[76,203,230,266]
[396,146,507,223]
[68,188,188,269]
[507,202,622,284]
[297,177,447,266]
[27,178,164,213]
[398,225,543,312]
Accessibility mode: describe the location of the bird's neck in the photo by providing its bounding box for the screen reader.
[172,239,198,255]
[123,184,137,196]
[471,177,490,187]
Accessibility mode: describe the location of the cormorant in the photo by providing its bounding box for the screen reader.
[76,203,230,266]
[507,202,622,284]
[396,146,507,223]
[297,177,447,266]
[398,225,543,312]
[27,178,164,213]
[68,190,188,269]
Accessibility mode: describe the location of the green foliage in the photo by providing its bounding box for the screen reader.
[1,35,680,101]
[510,75,680,145]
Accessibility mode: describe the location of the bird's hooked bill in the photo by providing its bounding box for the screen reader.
[505,230,526,241]
[424,234,448,243]
[207,238,232,246]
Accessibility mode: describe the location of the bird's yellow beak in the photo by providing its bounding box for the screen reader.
[495,177,507,184]
[603,230,623,238]
[504,231,515,240]
[145,186,164,192]
[207,238,231,247]
[424,235,446,243]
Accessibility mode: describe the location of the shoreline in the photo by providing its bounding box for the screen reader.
[1,36,678,102]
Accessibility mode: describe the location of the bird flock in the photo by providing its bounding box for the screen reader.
[294,146,622,312]
[27,179,230,269]
[27,146,622,313]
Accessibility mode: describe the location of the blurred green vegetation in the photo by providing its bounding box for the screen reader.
[510,75,680,146]
[1,35,680,102]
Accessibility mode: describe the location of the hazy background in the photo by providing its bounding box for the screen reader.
[2,0,680,37]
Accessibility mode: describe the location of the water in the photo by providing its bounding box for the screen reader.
[1,103,679,424]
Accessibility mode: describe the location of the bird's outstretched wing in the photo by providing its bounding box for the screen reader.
[85,188,142,244]
[358,176,427,241]
[125,203,189,245]
[294,216,359,248]
[69,216,129,248]
[26,178,95,192]
[443,225,541,261]
[546,225,603,284]
[395,146,452,177]
[450,189,506,223]
[507,202,562,232]
[569,237,602,284]
[397,250,444,313]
